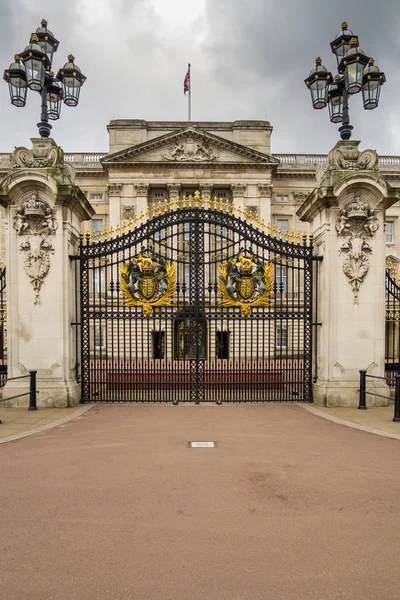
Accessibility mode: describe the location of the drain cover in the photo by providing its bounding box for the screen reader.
[187,441,219,448]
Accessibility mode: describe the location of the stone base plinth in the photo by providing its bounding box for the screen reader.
[1,378,81,408]
[313,379,390,407]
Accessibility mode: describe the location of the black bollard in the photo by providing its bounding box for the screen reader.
[28,370,37,411]
[393,375,400,422]
[358,370,367,410]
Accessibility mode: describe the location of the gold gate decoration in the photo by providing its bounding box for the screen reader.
[218,250,273,317]
[120,249,176,316]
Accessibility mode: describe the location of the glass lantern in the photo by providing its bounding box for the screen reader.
[33,19,59,68]
[339,38,370,95]
[304,57,332,109]
[19,34,50,92]
[330,22,358,68]
[56,55,86,107]
[362,58,386,110]
[46,75,63,119]
[3,55,27,107]
[327,76,344,123]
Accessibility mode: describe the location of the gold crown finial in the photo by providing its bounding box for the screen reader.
[315,56,322,64]
[341,21,348,29]
[349,37,357,46]
[68,54,75,62]
[14,54,20,61]
[368,57,374,64]
[31,34,39,42]
[41,18,48,26]
[334,74,341,81]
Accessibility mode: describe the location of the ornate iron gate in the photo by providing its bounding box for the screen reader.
[385,267,400,386]
[79,198,314,403]
[0,263,7,388]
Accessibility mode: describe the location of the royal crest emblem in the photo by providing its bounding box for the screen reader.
[120,248,176,316]
[218,250,273,317]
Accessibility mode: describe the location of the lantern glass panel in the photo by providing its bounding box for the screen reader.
[25,58,45,91]
[62,76,81,106]
[310,80,327,109]
[328,93,343,123]
[8,79,27,107]
[362,79,381,110]
[344,61,364,94]
[47,88,62,119]
[38,40,55,66]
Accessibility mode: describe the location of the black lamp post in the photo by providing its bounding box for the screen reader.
[304,22,385,141]
[3,19,86,139]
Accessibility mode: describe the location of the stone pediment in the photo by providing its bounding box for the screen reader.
[101,127,279,167]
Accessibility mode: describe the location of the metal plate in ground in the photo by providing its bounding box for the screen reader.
[187,441,219,448]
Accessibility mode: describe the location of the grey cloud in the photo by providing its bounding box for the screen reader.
[0,0,398,156]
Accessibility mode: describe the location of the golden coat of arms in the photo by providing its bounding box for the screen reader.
[120,249,176,316]
[218,250,273,317]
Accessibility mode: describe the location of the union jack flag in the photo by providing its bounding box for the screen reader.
[184,66,190,95]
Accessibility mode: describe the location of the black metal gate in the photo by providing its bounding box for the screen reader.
[0,263,7,389]
[79,199,314,402]
[385,267,400,386]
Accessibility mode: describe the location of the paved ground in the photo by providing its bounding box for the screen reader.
[2,403,400,600]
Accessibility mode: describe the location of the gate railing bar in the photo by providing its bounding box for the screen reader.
[0,370,37,410]
[312,255,323,384]
[359,369,400,422]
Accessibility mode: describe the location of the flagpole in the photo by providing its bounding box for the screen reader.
[188,63,191,122]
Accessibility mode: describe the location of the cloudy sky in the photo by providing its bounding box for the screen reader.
[1,0,399,155]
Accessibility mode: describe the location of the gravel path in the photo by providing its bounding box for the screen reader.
[2,403,400,600]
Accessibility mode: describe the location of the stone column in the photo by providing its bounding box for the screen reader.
[199,183,213,204]
[167,183,181,202]
[107,183,122,228]
[232,184,247,211]
[258,184,273,225]
[0,138,94,407]
[134,183,149,217]
[297,140,400,407]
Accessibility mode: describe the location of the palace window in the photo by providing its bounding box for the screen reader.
[93,268,105,294]
[276,195,289,202]
[276,265,288,293]
[91,193,103,201]
[216,331,229,359]
[92,218,103,233]
[276,324,288,351]
[94,326,105,349]
[152,331,165,359]
[385,222,395,244]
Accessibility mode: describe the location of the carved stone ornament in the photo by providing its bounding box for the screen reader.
[14,191,58,305]
[231,184,247,196]
[167,183,181,197]
[11,139,64,169]
[294,191,311,202]
[335,193,379,304]
[122,205,135,220]
[199,183,213,199]
[316,141,379,184]
[134,183,149,196]
[162,137,219,162]
[107,183,122,197]
[258,184,273,197]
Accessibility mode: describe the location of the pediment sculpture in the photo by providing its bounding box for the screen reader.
[162,137,219,162]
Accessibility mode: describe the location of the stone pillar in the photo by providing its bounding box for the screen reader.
[258,184,272,225]
[167,183,181,202]
[107,183,122,228]
[0,138,94,407]
[199,183,213,204]
[297,140,400,407]
[134,183,149,216]
[232,184,247,211]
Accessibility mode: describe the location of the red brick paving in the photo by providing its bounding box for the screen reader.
[2,403,400,600]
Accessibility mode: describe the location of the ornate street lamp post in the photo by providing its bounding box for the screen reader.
[304,22,385,140]
[3,19,86,138]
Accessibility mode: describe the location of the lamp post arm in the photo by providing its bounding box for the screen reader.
[37,82,52,138]
[338,85,353,140]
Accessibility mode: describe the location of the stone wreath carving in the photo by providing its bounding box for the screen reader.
[11,141,64,169]
[316,141,379,184]
[162,137,219,162]
[13,191,58,305]
[335,193,379,304]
